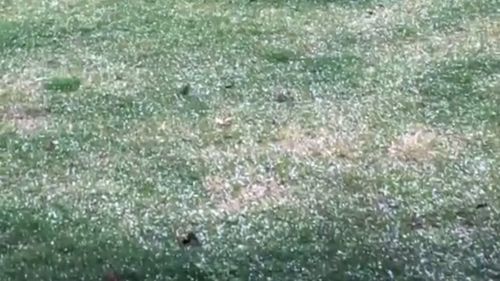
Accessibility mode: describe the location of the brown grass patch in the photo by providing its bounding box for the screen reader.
[0,65,45,99]
[388,123,470,163]
[1,104,48,135]
[388,126,439,162]
[273,125,359,160]
[203,173,290,214]
[0,60,51,134]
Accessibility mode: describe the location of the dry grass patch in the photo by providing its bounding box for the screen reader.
[1,104,48,135]
[388,125,466,162]
[198,141,272,176]
[0,62,50,134]
[273,124,360,160]
[203,172,291,215]
[0,62,46,98]
[388,126,439,162]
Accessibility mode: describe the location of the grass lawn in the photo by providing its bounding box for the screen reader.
[1,0,499,280]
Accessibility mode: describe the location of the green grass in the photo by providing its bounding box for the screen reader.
[0,0,499,280]
[44,77,81,92]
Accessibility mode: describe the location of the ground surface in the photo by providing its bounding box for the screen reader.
[1,0,499,280]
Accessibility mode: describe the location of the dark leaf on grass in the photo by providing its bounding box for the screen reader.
[177,231,201,247]
[274,90,293,103]
[475,203,488,209]
[178,83,191,96]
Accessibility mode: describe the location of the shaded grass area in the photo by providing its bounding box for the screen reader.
[417,55,500,125]
[2,197,497,280]
[1,186,498,280]
[1,0,499,280]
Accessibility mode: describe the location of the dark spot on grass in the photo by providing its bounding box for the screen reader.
[177,231,201,247]
[44,77,81,93]
[274,89,293,103]
[224,81,235,89]
[475,203,488,209]
[178,83,191,96]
